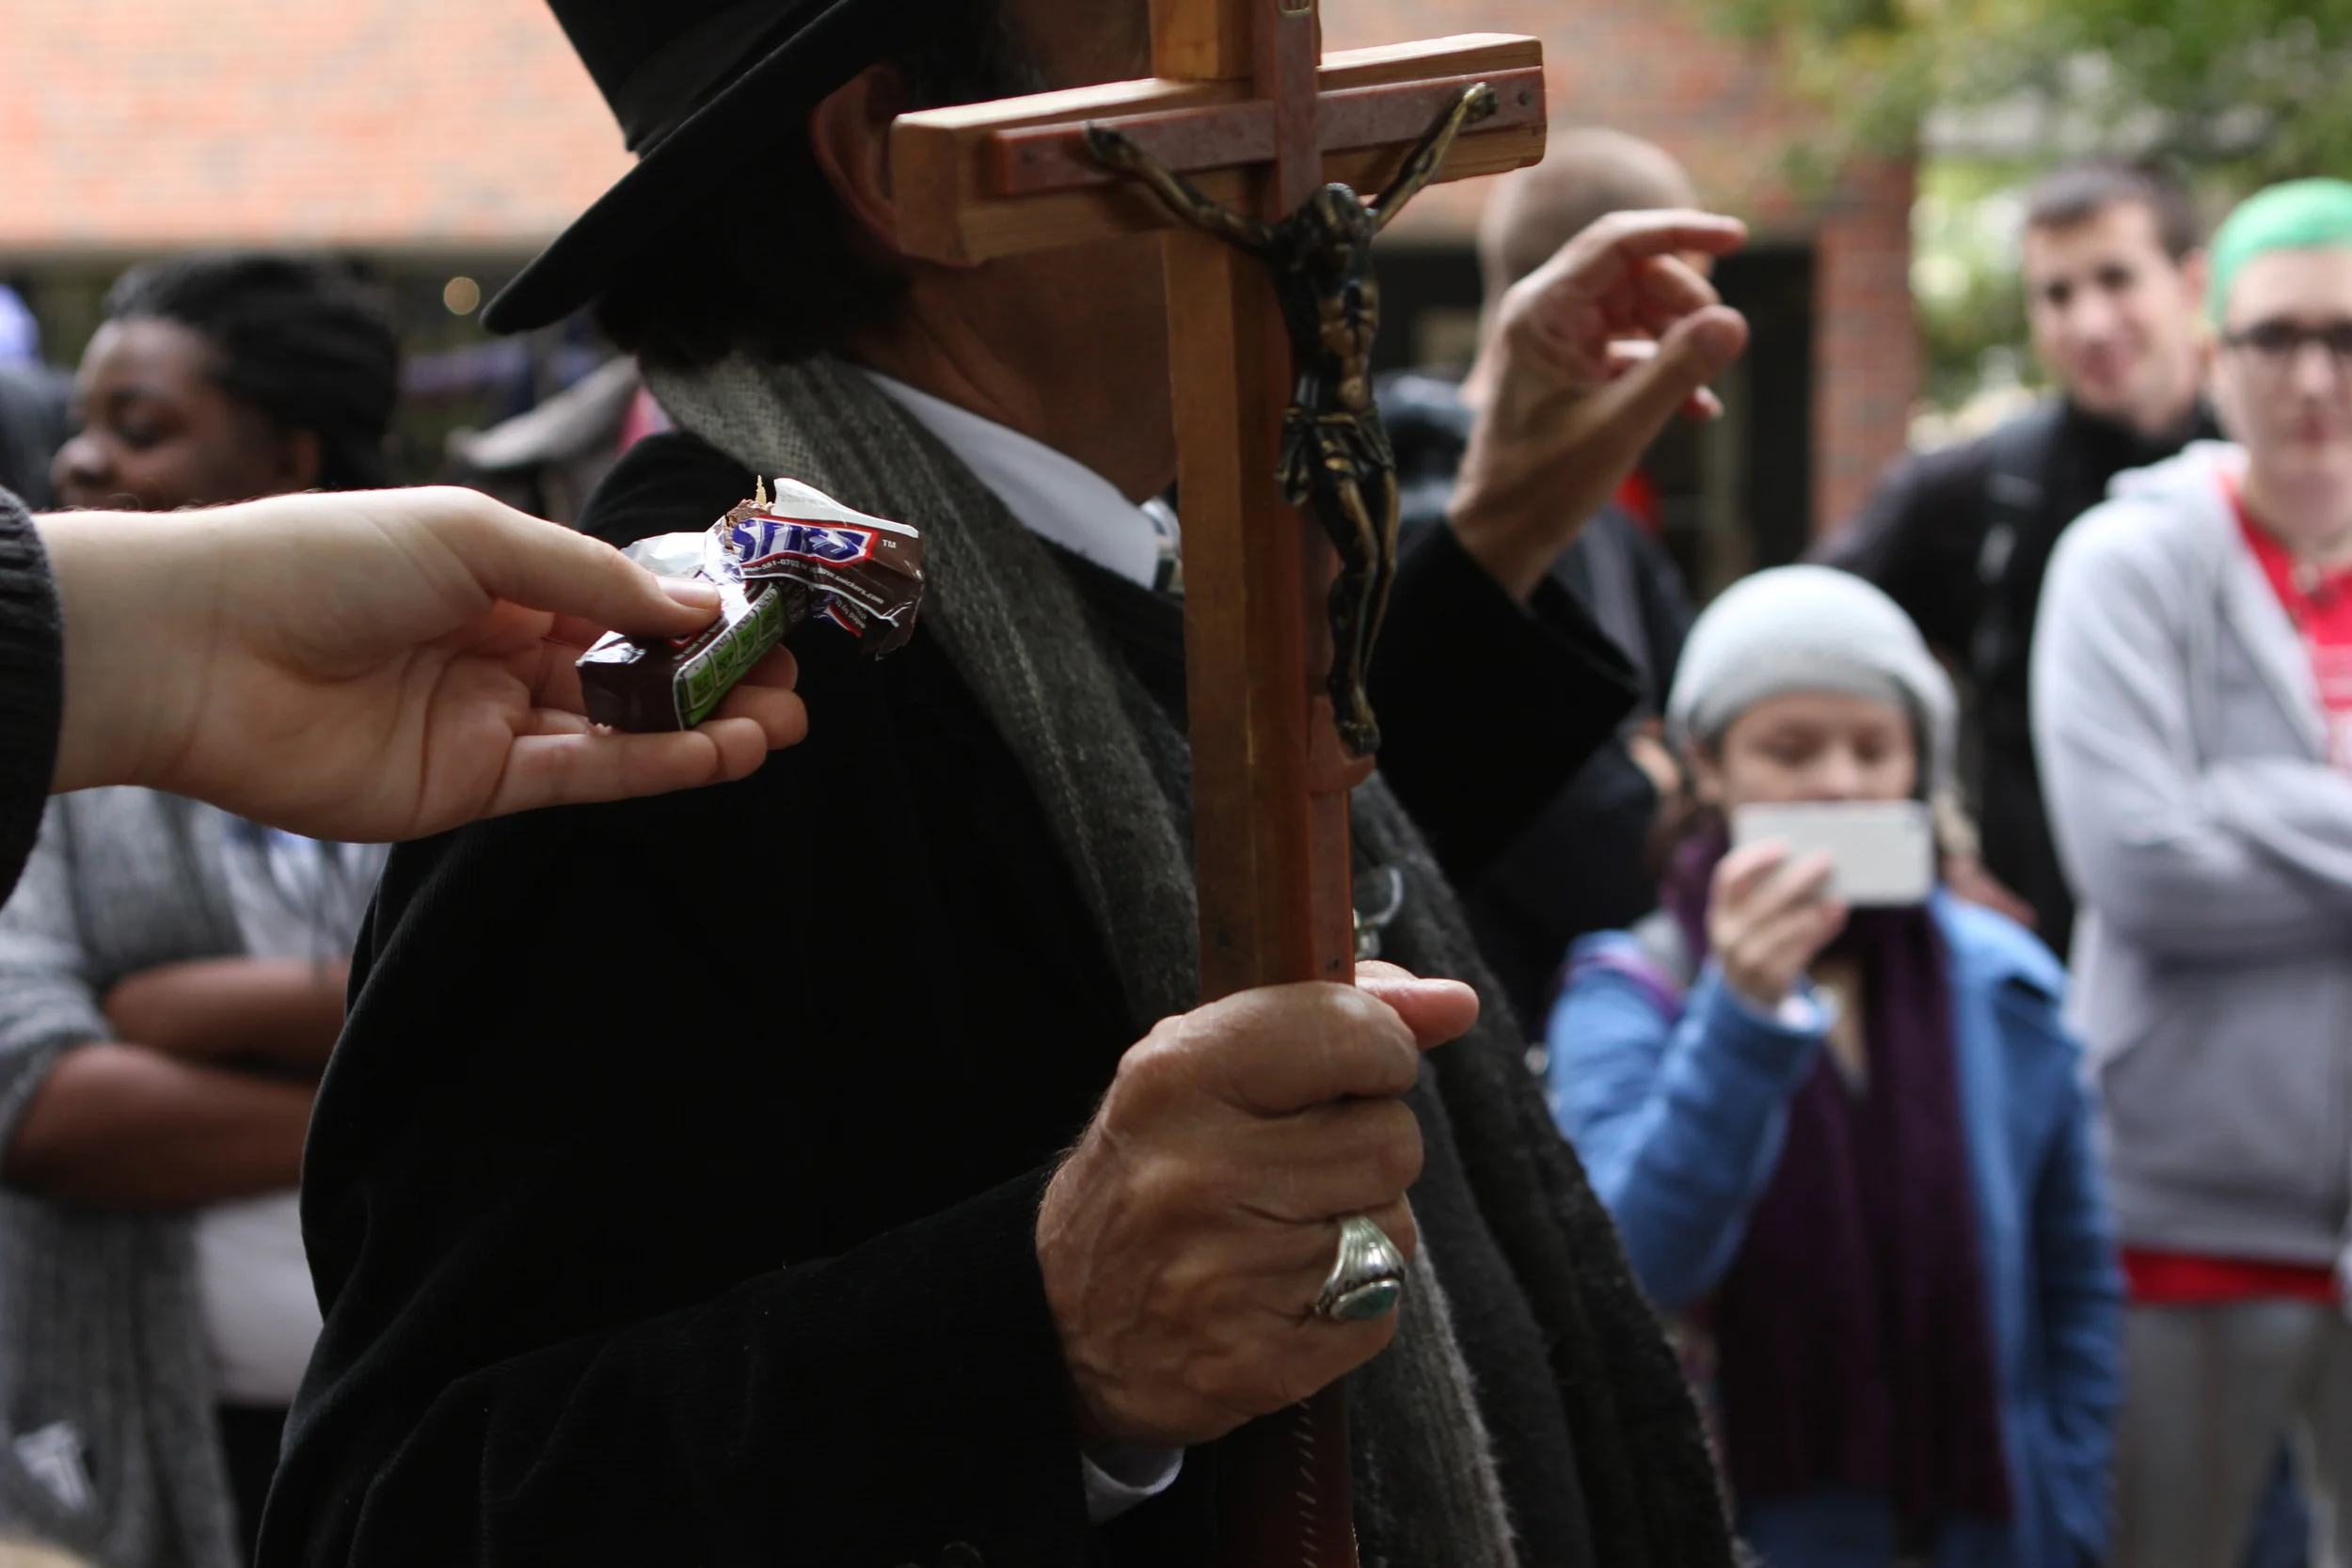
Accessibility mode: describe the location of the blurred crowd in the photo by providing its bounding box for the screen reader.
[2,77,2352,1568]
[1532,160,2352,1568]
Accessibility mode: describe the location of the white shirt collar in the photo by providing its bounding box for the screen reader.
[860,369,1177,592]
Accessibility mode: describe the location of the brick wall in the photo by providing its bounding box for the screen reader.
[0,0,1917,533]
[1812,158,1921,532]
[1324,0,1918,534]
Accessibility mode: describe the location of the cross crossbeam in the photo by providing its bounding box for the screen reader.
[895,37,1544,263]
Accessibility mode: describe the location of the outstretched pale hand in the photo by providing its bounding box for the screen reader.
[1451,208,1752,601]
[41,486,809,842]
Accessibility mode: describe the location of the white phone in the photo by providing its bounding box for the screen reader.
[1730,800,1936,908]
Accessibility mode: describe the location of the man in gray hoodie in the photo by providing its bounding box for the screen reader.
[2035,179,2352,1568]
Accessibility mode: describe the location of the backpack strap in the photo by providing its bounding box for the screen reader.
[1628,908,1697,992]
[1557,911,1698,1037]
[1969,401,2067,693]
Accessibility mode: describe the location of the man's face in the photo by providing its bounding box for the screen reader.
[2212,247,2352,498]
[956,0,1171,497]
[2022,200,2206,436]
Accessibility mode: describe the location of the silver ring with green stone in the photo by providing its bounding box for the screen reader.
[1312,1214,1406,1322]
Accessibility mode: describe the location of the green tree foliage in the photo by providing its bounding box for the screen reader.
[1707,0,2352,184]
[1711,0,2352,417]
[1911,161,2035,411]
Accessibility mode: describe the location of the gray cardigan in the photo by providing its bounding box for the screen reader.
[2033,442,2352,1270]
[0,788,247,1568]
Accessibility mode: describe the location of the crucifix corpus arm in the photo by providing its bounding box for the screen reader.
[1085,80,1503,757]
[1369,81,1501,230]
[1082,127,1275,252]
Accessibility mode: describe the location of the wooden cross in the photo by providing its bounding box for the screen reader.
[893,5,1546,1563]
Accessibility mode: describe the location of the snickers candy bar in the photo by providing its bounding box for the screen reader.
[720,479,926,657]
[576,476,929,733]
[577,574,793,734]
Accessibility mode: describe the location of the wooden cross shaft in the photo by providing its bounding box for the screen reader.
[893,7,1547,1562]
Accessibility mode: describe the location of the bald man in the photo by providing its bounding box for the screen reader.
[1382,128,1745,1032]
[1476,128,1701,310]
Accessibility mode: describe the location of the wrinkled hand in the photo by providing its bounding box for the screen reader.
[1451,210,1750,601]
[1037,962,1479,1449]
[41,487,808,841]
[1709,841,1847,1009]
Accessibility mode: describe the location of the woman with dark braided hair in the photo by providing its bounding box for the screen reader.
[0,256,403,1568]
[51,254,398,510]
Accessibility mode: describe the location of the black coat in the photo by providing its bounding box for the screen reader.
[1811,399,2221,958]
[264,433,1641,1568]
[1384,372,1695,1034]
[0,364,70,512]
[0,487,59,904]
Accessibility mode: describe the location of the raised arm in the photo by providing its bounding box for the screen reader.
[1368,83,1500,233]
[1547,942,1825,1312]
[1084,127,1273,253]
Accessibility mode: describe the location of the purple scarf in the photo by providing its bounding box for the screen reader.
[1662,828,2013,1538]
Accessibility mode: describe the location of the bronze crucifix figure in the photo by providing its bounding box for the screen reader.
[1085,82,1500,755]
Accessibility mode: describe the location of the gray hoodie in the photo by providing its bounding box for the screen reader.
[2034,441,2352,1271]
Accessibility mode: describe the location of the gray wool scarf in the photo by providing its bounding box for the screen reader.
[648,352,1518,1567]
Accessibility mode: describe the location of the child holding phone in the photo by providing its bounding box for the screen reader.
[1547,566,2121,1568]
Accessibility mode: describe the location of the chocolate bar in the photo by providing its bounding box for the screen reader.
[720,478,925,656]
[578,478,927,733]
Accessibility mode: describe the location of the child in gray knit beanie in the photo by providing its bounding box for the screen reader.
[1665,564,1957,795]
[1547,573,2117,1568]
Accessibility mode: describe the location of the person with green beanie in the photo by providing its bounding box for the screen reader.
[2034,176,2352,1567]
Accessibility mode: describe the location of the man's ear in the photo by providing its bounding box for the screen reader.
[2179,246,2212,309]
[807,63,915,259]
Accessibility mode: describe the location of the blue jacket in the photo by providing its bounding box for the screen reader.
[1548,892,2121,1568]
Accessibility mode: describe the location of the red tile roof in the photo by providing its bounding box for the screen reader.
[0,0,628,253]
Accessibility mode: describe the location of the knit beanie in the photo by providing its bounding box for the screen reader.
[2208,178,2352,323]
[1666,565,1957,793]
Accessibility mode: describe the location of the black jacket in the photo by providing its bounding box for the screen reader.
[0,488,60,903]
[1384,372,1694,1034]
[265,433,1645,1568]
[0,365,70,512]
[1812,398,2221,957]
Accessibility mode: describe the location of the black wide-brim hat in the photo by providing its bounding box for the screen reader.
[485,0,946,334]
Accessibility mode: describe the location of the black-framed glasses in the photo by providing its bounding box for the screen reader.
[2221,319,2352,375]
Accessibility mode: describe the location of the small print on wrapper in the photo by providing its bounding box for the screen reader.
[577,478,927,733]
